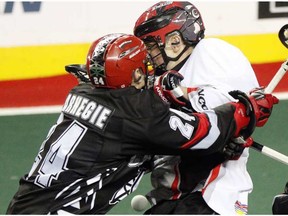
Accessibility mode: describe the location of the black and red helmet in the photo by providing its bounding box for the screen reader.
[134,1,205,47]
[86,33,151,89]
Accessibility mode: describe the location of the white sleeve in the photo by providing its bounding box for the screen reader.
[179,38,259,93]
[187,85,236,112]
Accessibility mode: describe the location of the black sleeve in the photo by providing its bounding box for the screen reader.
[126,94,237,155]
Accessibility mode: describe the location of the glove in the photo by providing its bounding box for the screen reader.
[248,87,279,127]
[223,137,246,160]
[153,70,187,106]
[223,136,254,160]
[229,90,256,138]
[229,89,279,138]
[272,182,288,214]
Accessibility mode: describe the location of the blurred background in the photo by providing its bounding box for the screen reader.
[0,1,288,214]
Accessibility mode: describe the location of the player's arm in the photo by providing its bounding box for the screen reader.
[153,70,189,107]
[153,70,235,110]
[148,87,278,156]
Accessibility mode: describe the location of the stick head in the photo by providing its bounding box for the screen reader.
[279,24,288,49]
[65,64,90,83]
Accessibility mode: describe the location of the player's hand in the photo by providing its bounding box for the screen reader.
[229,89,279,138]
[153,70,187,106]
[223,137,245,160]
[223,136,253,160]
[272,182,288,214]
[248,87,279,127]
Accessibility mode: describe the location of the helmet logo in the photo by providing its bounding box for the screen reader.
[89,63,106,86]
[129,48,140,59]
[118,40,141,59]
[191,8,200,18]
[119,40,132,48]
[119,46,139,59]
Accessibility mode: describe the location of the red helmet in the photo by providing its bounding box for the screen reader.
[134,1,205,47]
[86,33,151,89]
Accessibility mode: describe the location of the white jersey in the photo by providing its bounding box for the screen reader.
[180,38,259,215]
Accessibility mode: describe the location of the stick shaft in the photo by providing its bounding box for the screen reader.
[252,141,288,165]
[251,58,288,165]
[265,59,288,94]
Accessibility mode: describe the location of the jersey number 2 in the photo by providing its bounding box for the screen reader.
[169,116,194,139]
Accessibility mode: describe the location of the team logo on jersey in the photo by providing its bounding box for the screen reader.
[197,88,208,110]
[235,200,248,215]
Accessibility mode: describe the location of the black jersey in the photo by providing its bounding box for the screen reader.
[7,84,237,214]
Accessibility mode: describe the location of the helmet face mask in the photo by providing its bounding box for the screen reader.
[145,41,167,76]
[134,1,205,72]
[145,56,156,89]
[86,34,154,89]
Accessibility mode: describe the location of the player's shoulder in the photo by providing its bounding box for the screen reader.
[198,37,232,46]
[197,38,241,52]
[195,37,246,59]
[71,83,93,91]
[113,88,170,118]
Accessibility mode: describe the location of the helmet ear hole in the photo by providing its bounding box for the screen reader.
[132,68,144,84]
[166,31,182,46]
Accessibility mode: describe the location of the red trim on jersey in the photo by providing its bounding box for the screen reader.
[171,163,181,200]
[231,102,250,137]
[201,164,221,195]
[187,87,198,94]
[180,113,210,149]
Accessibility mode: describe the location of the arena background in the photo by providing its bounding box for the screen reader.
[0,1,288,214]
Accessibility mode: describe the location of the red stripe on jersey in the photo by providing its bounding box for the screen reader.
[187,87,198,94]
[201,164,221,195]
[180,113,210,149]
[171,163,181,200]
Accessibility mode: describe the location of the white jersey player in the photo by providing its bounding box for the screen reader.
[181,38,259,215]
[134,1,263,214]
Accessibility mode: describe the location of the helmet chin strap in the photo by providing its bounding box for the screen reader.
[161,45,190,68]
[152,43,190,76]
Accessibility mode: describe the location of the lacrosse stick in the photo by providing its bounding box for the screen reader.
[65,64,90,83]
[251,24,288,165]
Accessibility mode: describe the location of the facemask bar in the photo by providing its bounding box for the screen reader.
[144,54,156,89]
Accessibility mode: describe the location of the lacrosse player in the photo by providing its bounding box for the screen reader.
[134,1,278,214]
[6,33,277,214]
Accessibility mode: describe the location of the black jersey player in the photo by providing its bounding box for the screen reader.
[6,33,278,214]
